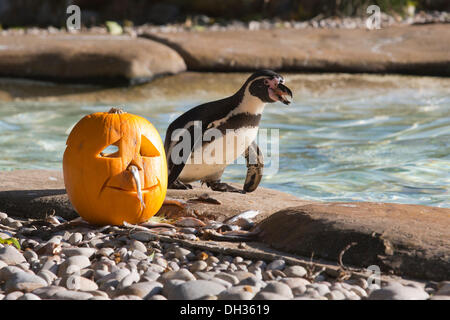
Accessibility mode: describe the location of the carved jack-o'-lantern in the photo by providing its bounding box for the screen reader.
[63,108,168,225]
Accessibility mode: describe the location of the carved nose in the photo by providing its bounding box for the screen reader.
[127,159,142,171]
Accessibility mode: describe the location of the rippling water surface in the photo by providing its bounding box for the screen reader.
[0,73,449,207]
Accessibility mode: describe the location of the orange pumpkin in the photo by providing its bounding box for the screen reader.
[63,108,168,225]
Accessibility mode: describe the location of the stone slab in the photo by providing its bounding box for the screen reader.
[257,203,450,281]
[0,34,186,85]
[144,24,450,76]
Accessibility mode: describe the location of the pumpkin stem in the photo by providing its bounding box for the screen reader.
[108,107,125,114]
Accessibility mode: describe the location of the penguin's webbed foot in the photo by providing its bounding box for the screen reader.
[206,180,245,194]
[169,179,193,190]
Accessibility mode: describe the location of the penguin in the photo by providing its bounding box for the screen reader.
[164,69,292,193]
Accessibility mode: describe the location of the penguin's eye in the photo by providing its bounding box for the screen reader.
[264,79,270,86]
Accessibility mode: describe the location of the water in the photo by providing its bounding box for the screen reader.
[0,73,449,208]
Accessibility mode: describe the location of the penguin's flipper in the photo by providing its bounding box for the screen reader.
[243,141,264,193]
[165,121,203,186]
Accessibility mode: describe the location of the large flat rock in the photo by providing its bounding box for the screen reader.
[144,24,450,76]
[257,203,450,281]
[0,170,310,221]
[0,34,186,85]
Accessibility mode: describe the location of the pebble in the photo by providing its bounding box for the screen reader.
[261,281,294,298]
[17,293,41,300]
[128,240,147,253]
[114,294,143,300]
[284,265,307,278]
[211,277,233,289]
[118,271,140,289]
[23,249,39,262]
[368,283,429,300]
[266,259,286,271]
[174,247,192,260]
[231,271,255,282]
[68,233,83,245]
[52,290,94,300]
[57,255,91,276]
[4,291,25,300]
[307,283,331,296]
[4,271,48,293]
[153,257,166,267]
[37,269,57,285]
[141,270,160,281]
[189,260,208,272]
[115,281,163,299]
[61,275,99,291]
[148,294,167,300]
[292,285,307,296]
[162,279,186,297]
[179,227,197,235]
[218,285,257,300]
[325,290,346,300]
[97,268,131,286]
[350,285,368,298]
[158,268,196,283]
[130,250,148,260]
[239,275,266,290]
[130,231,156,242]
[97,247,114,257]
[194,271,217,280]
[62,247,96,258]
[253,292,290,300]
[280,277,310,288]
[206,256,220,265]
[0,245,26,265]
[215,272,240,285]
[166,280,226,300]
[146,263,165,274]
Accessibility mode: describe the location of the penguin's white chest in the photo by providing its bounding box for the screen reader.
[178,127,259,183]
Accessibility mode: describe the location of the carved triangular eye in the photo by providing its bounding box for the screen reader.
[140,135,160,157]
[99,140,120,158]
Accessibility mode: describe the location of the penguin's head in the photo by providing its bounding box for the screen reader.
[246,70,293,105]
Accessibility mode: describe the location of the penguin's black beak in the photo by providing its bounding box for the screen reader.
[275,83,293,105]
[266,77,293,105]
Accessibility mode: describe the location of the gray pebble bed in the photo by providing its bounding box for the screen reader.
[0,211,448,300]
[0,11,448,37]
